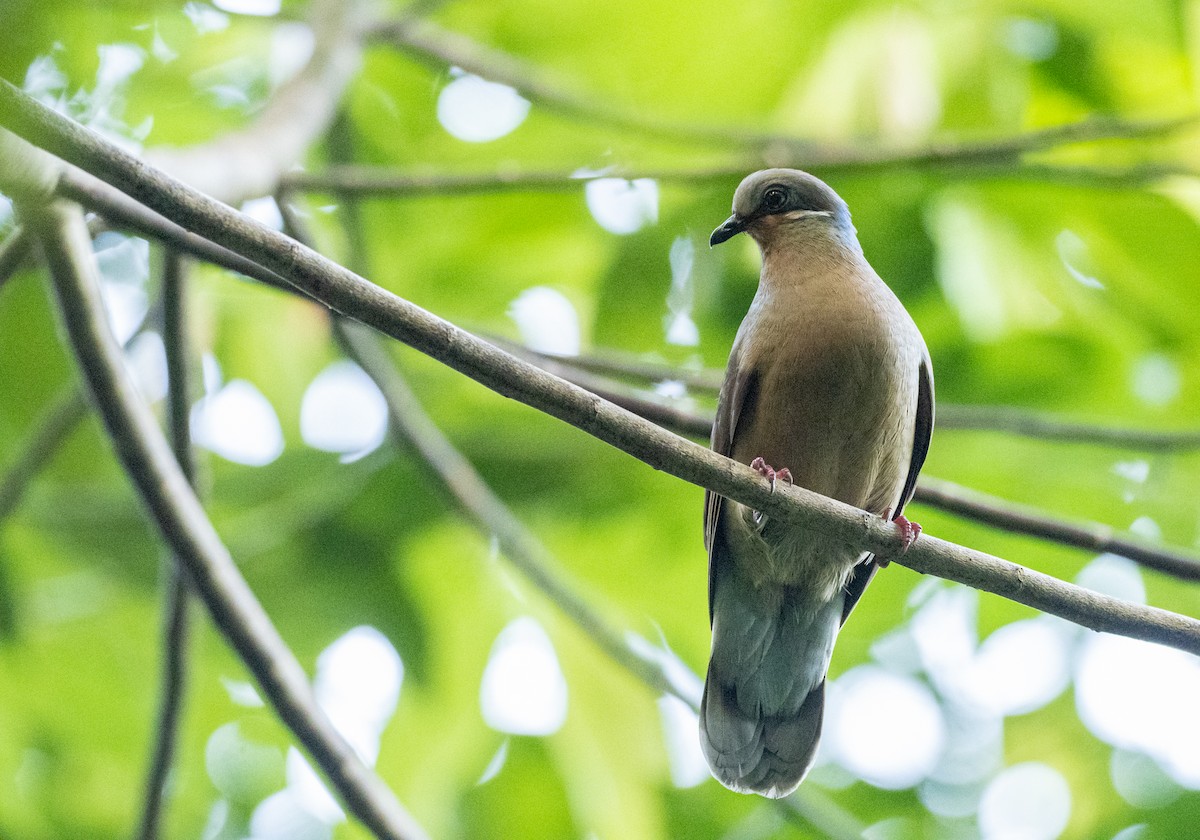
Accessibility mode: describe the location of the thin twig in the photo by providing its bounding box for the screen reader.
[0,225,31,293]
[912,477,1200,581]
[6,86,1196,656]
[282,158,1198,198]
[371,16,1197,163]
[370,18,798,150]
[936,403,1200,450]
[23,196,427,840]
[501,359,1200,583]
[0,386,89,523]
[506,342,1200,452]
[134,251,194,840]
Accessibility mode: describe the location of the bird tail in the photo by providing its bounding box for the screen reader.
[699,570,843,798]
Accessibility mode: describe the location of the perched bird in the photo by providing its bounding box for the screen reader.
[701,169,934,798]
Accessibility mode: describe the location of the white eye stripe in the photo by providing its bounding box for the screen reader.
[781,209,834,221]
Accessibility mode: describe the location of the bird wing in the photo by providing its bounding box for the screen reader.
[704,346,759,621]
[838,352,935,625]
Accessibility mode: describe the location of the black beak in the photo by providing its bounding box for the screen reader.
[709,214,746,247]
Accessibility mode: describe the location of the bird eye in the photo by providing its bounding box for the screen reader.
[763,187,787,212]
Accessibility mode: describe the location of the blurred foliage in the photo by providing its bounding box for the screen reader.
[2,0,1200,838]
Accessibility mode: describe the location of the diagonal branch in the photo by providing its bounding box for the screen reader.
[22,196,427,840]
[3,85,1197,656]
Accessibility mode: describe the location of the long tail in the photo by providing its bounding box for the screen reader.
[699,567,844,798]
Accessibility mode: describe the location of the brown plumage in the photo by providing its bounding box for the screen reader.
[702,169,934,797]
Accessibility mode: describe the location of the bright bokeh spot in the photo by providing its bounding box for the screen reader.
[1076,554,1145,604]
[826,665,945,789]
[1110,749,1183,809]
[215,0,281,16]
[508,286,581,355]
[978,762,1071,840]
[241,195,284,230]
[657,695,708,788]
[437,72,530,142]
[664,236,700,346]
[95,232,150,344]
[124,330,168,402]
[314,626,404,766]
[1076,633,1200,787]
[1131,353,1181,407]
[183,1,230,33]
[300,361,389,458]
[966,618,1072,716]
[480,617,568,736]
[191,379,285,466]
[585,177,659,234]
[250,786,334,840]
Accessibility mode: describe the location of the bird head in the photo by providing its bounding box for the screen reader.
[709,169,854,248]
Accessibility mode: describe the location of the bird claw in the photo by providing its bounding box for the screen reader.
[876,508,922,568]
[750,457,792,494]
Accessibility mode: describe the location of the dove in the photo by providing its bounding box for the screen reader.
[701,169,934,797]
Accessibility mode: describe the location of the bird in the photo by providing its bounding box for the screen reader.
[701,169,934,798]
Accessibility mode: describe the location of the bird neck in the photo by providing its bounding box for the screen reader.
[755,225,867,291]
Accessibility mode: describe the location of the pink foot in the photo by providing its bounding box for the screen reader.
[878,508,921,567]
[750,457,792,493]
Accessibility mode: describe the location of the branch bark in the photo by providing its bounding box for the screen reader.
[22,196,427,840]
[4,84,1197,657]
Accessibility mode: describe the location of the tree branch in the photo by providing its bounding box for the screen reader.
[22,196,427,840]
[3,83,1197,656]
[134,251,194,840]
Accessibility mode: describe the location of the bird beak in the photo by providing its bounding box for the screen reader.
[710,214,746,247]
